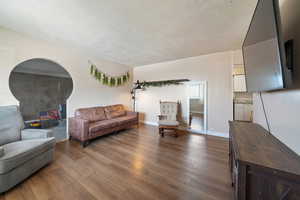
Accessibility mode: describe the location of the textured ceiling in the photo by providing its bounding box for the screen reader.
[0,0,257,66]
[13,59,71,78]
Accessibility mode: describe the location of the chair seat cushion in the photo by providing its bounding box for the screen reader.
[158,120,179,126]
[0,138,55,174]
[114,115,137,125]
[89,120,118,133]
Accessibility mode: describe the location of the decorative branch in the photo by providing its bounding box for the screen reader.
[136,79,189,88]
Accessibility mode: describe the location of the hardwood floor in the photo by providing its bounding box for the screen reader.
[0,124,233,200]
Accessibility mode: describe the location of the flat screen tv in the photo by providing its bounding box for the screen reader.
[243,0,300,92]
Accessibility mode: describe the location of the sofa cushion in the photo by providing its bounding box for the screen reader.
[0,106,24,146]
[0,138,55,174]
[21,129,54,140]
[89,120,119,133]
[114,115,137,125]
[75,107,106,122]
[104,104,126,119]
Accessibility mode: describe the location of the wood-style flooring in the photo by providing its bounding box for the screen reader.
[0,124,233,200]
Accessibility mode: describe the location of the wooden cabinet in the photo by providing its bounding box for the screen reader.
[233,75,247,92]
[233,66,245,75]
[229,121,300,200]
[234,104,252,121]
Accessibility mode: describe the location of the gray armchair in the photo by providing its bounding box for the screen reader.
[0,105,55,193]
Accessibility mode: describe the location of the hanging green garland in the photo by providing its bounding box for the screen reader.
[133,79,189,89]
[90,64,130,87]
[141,79,188,88]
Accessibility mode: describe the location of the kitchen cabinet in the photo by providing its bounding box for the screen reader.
[234,104,252,121]
[233,75,246,92]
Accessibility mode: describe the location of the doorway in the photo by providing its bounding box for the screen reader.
[9,58,73,141]
[187,81,207,134]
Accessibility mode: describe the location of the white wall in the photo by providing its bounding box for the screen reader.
[253,91,300,155]
[0,27,132,121]
[134,51,233,136]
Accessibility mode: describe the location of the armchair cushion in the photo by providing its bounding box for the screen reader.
[160,102,178,121]
[158,120,179,126]
[0,147,4,158]
[0,138,55,174]
[21,129,54,140]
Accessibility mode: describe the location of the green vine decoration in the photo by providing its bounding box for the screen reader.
[135,79,189,89]
[90,64,130,87]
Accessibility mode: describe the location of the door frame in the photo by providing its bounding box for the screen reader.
[186,81,208,134]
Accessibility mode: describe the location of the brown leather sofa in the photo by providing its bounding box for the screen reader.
[69,104,138,147]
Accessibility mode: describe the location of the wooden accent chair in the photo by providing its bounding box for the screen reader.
[158,101,180,137]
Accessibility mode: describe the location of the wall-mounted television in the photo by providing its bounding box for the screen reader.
[243,0,300,92]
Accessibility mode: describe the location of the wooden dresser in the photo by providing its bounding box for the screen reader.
[229,121,300,200]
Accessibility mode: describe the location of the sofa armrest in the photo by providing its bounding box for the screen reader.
[126,111,138,116]
[0,147,4,158]
[68,117,89,141]
[21,129,54,140]
[126,111,139,120]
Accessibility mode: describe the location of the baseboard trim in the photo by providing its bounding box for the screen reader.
[206,130,229,138]
[57,138,69,143]
[141,121,158,126]
[141,121,229,138]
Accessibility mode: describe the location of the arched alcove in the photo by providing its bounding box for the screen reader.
[9,58,73,140]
